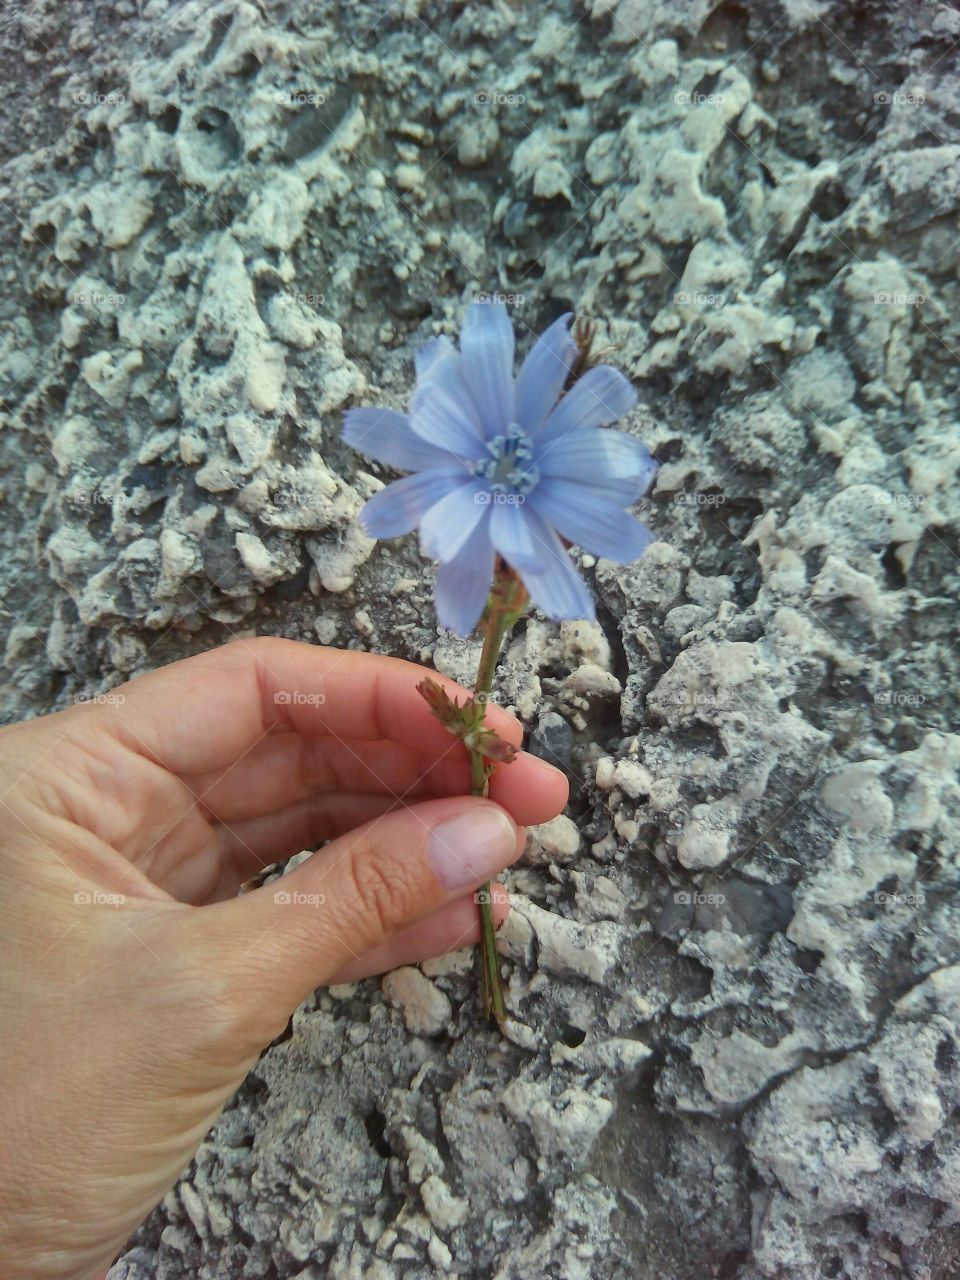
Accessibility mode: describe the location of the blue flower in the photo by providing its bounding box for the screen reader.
[342,301,657,636]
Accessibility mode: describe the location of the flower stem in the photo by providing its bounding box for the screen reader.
[470,562,528,1029]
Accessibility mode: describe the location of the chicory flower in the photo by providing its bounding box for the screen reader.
[343,301,656,635]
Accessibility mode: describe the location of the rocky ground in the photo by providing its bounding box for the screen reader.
[2,0,959,1276]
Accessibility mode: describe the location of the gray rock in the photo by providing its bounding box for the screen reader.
[0,1,957,1278]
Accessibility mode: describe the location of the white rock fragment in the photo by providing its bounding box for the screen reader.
[420,1174,468,1230]
[525,814,581,865]
[676,801,735,870]
[692,1029,815,1106]
[560,619,613,671]
[381,968,451,1037]
[245,340,286,413]
[502,1080,613,1161]
[239,172,311,251]
[499,895,623,984]
[235,531,285,586]
[80,349,143,405]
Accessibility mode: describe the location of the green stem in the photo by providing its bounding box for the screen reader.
[470,564,528,1029]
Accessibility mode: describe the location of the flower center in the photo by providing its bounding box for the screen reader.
[473,424,540,495]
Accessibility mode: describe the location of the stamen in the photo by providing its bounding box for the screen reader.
[473,424,540,495]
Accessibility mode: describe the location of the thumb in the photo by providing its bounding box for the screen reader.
[191,796,523,1030]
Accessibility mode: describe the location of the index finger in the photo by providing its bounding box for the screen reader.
[107,637,524,776]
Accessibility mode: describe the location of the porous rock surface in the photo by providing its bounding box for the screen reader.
[1,1,959,1277]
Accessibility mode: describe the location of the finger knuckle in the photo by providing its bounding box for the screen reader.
[345,842,423,941]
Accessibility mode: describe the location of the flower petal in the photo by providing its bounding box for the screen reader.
[414,334,455,383]
[538,364,638,441]
[434,509,495,635]
[419,479,490,560]
[528,479,653,561]
[459,300,516,437]
[489,501,594,622]
[359,469,465,539]
[535,427,657,503]
[514,312,576,435]
[410,349,487,458]
[342,407,456,472]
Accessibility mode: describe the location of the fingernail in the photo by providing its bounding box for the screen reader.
[428,806,518,892]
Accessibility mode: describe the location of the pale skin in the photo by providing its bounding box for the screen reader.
[0,638,568,1280]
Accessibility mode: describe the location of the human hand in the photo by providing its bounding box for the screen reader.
[0,638,567,1280]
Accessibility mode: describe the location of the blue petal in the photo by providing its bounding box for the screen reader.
[538,365,638,441]
[419,479,489,560]
[342,407,456,472]
[410,349,487,458]
[514,312,576,435]
[360,469,465,539]
[434,509,495,635]
[528,479,653,561]
[414,334,455,383]
[460,300,516,437]
[489,502,594,622]
[535,427,657,503]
